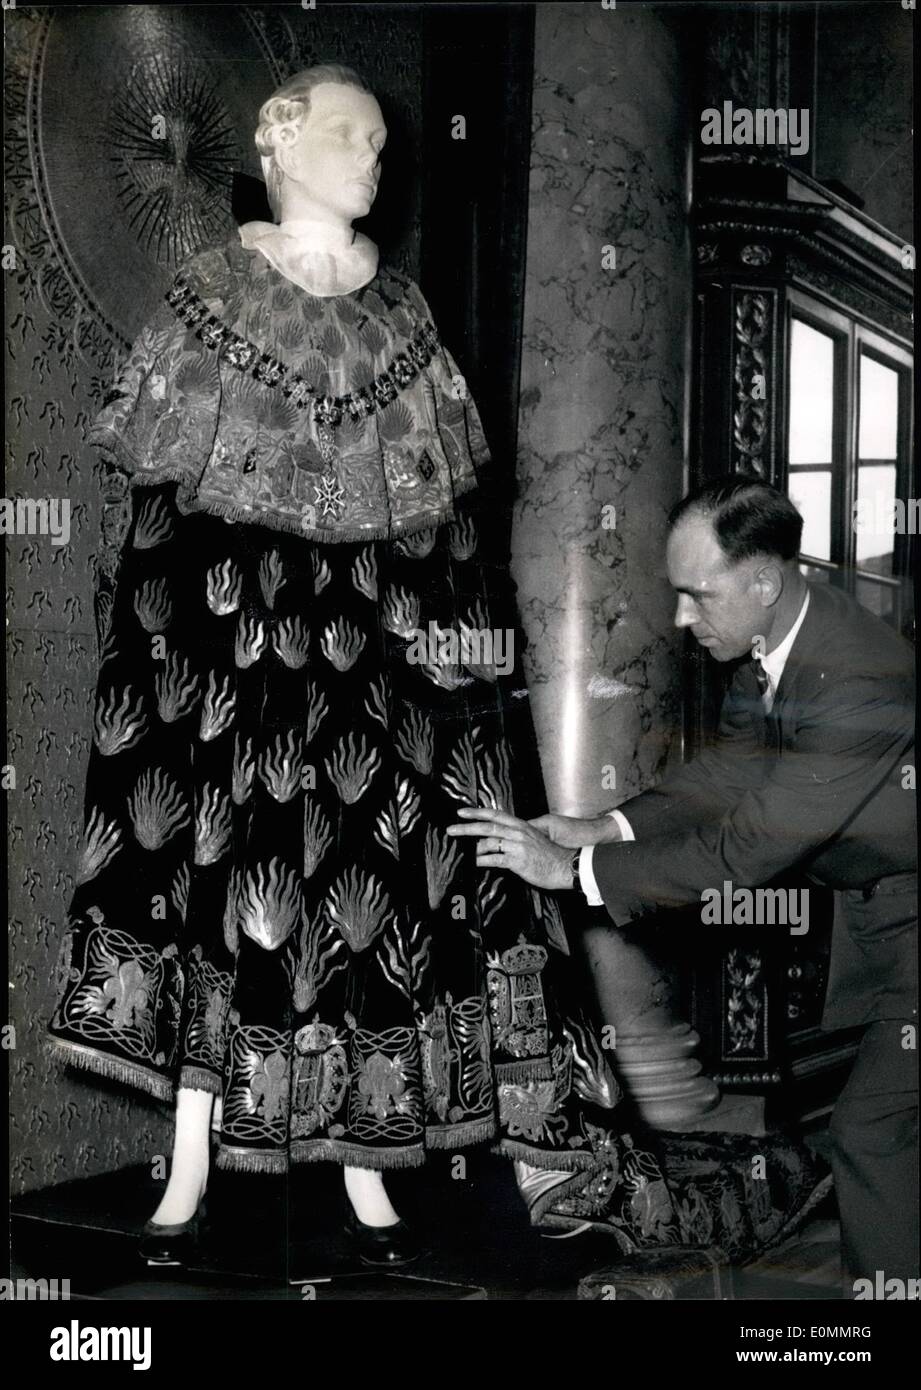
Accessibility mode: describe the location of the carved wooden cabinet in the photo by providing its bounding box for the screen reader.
[684,154,914,1119]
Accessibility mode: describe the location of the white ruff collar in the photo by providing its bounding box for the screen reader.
[238,217,378,297]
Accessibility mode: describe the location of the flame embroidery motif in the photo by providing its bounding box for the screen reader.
[258,549,286,610]
[231,858,302,952]
[259,730,303,803]
[312,552,332,596]
[273,616,311,669]
[394,708,434,776]
[94,686,146,756]
[320,618,365,672]
[172,864,190,925]
[420,623,474,692]
[373,776,421,858]
[194,782,232,865]
[75,807,123,884]
[324,731,381,805]
[288,909,347,1014]
[128,767,191,851]
[232,733,255,804]
[351,547,378,601]
[424,826,462,909]
[397,527,437,559]
[133,577,172,634]
[459,598,498,684]
[325,867,392,952]
[381,585,420,640]
[206,559,242,616]
[132,493,174,549]
[199,670,236,741]
[442,731,480,805]
[303,681,328,745]
[303,799,333,879]
[564,1021,621,1109]
[364,676,388,728]
[235,612,267,669]
[448,515,477,561]
[377,919,431,1000]
[155,651,199,723]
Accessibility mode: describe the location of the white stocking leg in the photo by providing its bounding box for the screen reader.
[149,1087,213,1226]
[343,1166,401,1227]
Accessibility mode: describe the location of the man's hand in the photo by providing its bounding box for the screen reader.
[446,807,574,890]
[528,812,623,849]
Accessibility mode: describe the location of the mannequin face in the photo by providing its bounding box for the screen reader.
[275,82,387,226]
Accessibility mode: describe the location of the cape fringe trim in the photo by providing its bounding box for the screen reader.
[493,1139,596,1174]
[289,1140,427,1171]
[215,1145,290,1175]
[46,1035,174,1102]
[495,1059,555,1085]
[178,1066,222,1095]
[114,467,480,544]
[418,1116,495,1149]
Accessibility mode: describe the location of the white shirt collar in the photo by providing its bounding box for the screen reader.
[760,588,810,699]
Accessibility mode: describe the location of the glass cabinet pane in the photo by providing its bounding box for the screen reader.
[788,319,835,464]
[858,354,899,459]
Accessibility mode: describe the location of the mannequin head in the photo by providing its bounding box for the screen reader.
[254,65,386,229]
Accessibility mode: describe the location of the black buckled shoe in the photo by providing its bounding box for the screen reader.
[343,1203,424,1268]
[139,1200,206,1268]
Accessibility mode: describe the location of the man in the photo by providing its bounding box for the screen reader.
[448,473,917,1290]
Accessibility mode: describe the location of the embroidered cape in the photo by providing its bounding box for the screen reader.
[89,234,491,544]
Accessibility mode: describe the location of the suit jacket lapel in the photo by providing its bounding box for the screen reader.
[769,583,829,746]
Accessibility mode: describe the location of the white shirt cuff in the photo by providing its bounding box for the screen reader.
[579,812,635,907]
[579,846,604,906]
[607,809,635,841]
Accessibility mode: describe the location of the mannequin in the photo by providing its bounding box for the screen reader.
[149,74,402,1239]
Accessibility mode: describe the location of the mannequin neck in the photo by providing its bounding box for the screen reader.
[277,192,355,241]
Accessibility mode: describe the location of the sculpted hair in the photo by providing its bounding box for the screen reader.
[668,473,804,563]
[255,64,372,219]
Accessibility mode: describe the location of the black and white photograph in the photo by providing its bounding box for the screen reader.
[3,0,917,1347]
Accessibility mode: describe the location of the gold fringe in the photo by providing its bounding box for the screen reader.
[493,1138,596,1174]
[178,1066,222,1095]
[215,1145,290,1175]
[289,1139,427,1171]
[495,1059,555,1085]
[45,1035,174,1102]
[423,1116,496,1149]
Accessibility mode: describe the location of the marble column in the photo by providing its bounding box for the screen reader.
[513,3,719,1126]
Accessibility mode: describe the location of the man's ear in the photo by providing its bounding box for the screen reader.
[754,561,783,607]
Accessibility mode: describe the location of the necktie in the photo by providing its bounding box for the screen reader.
[751,657,772,710]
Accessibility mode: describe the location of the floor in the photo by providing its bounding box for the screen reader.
[11,1149,846,1301]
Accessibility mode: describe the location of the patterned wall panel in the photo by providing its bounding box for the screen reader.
[6,3,422,1195]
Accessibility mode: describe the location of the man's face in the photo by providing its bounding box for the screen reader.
[666,513,767,662]
[282,82,386,222]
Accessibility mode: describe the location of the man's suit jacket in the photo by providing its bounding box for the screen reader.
[592,582,917,1028]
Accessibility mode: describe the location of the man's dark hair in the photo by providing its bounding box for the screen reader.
[667,472,804,563]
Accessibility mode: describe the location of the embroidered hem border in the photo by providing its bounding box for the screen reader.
[166,274,443,430]
[46,1036,174,1103]
[179,1066,223,1095]
[88,440,481,543]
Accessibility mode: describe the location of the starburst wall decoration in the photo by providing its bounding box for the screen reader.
[107,55,240,266]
